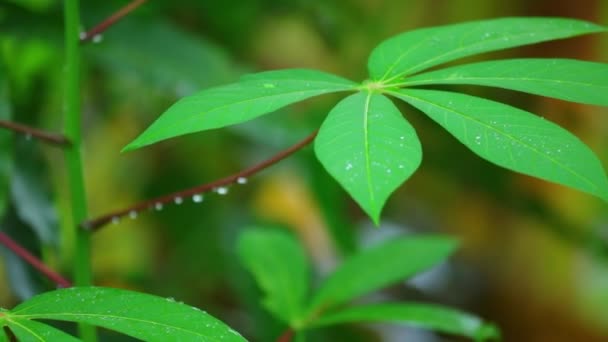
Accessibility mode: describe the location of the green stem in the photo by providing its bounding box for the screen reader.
[63,0,96,341]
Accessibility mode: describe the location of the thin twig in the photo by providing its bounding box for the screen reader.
[276,328,294,342]
[80,0,148,43]
[81,130,319,231]
[0,120,71,146]
[0,232,72,288]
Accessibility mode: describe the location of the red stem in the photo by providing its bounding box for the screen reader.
[276,328,294,342]
[80,130,318,231]
[80,0,148,43]
[0,120,71,146]
[0,232,72,288]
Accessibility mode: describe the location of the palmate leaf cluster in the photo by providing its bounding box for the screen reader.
[125,17,608,224]
[6,17,602,341]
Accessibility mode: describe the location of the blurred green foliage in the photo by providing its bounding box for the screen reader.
[1,0,608,341]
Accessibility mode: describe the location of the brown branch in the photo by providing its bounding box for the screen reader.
[0,120,71,146]
[81,130,318,231]
[80,0,148,43]
[276,328,294,342]
[0,231,72,288]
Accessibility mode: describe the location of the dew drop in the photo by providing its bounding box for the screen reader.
[166,297,175,302]
[111,217,120,225]
[174,196,183,205]
[25,133,32,141]
[216,187,229,195]
[192,194,204,203]
[345,163,353,171]
[79,31,87,40]
[474,135,482,145]
[154,202,163,211]
[128,210,138,219]
[237,177,248,184]
[92,34,103,43]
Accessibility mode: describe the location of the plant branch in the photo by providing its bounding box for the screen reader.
[276,328,294,342]
[81,130,318,231]
[79,0,148,43]
[0,232,72,288]
[0,120,71,146]
[65,0,96,340]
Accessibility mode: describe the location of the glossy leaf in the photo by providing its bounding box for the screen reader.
[368,17,606,82]
[237,228,309,325]
[306,235,457,314]
[7,319,80,342]
[124,69,356,151]
[314,92,422,224]
[9,287,245,342]
[392,89,608,202]
[403,59,608,106]
[311,303,499,341]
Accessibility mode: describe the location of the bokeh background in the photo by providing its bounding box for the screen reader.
[1,0,608,341]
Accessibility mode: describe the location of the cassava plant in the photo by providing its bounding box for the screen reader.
[1,5,608,342]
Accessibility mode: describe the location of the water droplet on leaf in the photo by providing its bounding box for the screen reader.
[174,196,183,205]
[237,177,248,184]
[216,187,229,195]
[129,210,138,219]
[192,194,204,203]
[154,202,163,211]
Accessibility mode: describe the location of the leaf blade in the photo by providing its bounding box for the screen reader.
[7,319,81,342]
[392,89,608,201]
[368,17,606,81]
[402,59,608,106]
[237,228,310,326]
[11,287,245,342]
[124,69,356,151]
[310,303,499,341]
[306,235,457,315]
[314,92,422,223]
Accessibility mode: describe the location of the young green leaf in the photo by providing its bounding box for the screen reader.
[402,59,608,106]
[124,69,356,151]
[8,287,245,342]
[392,89,608,202]
[368,17,606,82]
[310,303,499,341]
[7,319,81,342]
[306,235,457,316]
[314,92,422,224]
[237,228,310,326]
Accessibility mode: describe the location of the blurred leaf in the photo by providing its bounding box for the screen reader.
[310,302,499,341]
[392,89,608,202]
[7,319,80,342]
[237,228,310,326]
[306,235,457,315]
[10,140,58,245]
[368,17,606,81]
[8,287,245,342]
[403,59,608,106]
[89,19,236,95]
[125,69,356,151]
[0,206,45,300]
[5,0,54,12]
[0,67,13,215]
[315,92,421,224]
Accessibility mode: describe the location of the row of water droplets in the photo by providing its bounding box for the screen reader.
[110,177,248,225]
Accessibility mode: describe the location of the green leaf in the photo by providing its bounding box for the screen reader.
[237,228,310,326]
[124,69,356,151]
[391,89,608,202]
[402,59,608,106]
[368,17,606,82]
[7,319,80,342]
[306,235,457,315]
[310,303,499,341]
[9,287,245,342]
[314,92,422,224]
